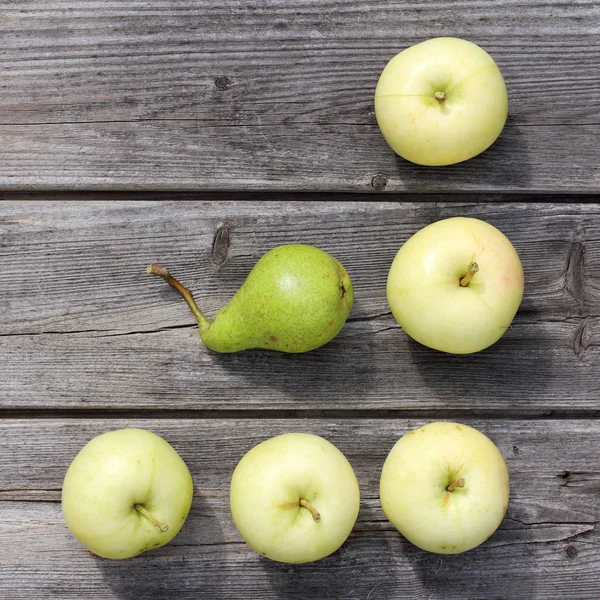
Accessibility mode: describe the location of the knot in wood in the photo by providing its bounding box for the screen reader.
[215,76,232,91]
[558,470,571,486]
[371,173,388,191]
[211,223,231,266]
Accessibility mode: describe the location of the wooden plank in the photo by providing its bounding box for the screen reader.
[1,35,598,128]
[2,318,600,415]
[0,418,598,599]
[1,199,599,414]
[2,199,598,330]
[0,2,598,190]
[0,122,598,193]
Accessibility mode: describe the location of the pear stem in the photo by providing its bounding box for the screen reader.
[299,498,321,522]
[146,264,211,333]
[135,504,169,533]
[446,478,465,492]
[434,91,447,102]
[459,261,479,287]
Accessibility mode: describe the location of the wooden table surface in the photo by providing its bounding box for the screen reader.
[1,2,600,600]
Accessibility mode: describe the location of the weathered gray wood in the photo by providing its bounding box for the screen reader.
[4,198,599,332]
[0,2,598,190]
[2,318,600,415]
[1,122,599,193]
[1,33,598,128]
[0,419,598,599]
[2,3,599,596]
[1,199,599,414]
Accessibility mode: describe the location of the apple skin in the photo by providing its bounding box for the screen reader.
[386,216,524,354]
[380,422,509,554]
[230,433,360,564]
[374,37,508,166]
[62,428,194,559]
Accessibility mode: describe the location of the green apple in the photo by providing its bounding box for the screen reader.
[374,37,508,165]
[62,428,194,559]
[230,433,360,563]
[380,422,509,554]
[386,216,524,353]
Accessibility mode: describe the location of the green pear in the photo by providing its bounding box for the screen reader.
[147,244,354,353]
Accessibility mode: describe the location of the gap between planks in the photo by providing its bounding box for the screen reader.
[4,408,600,420]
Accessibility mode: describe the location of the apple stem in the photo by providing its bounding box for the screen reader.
[146,264,211,334]
[434,91,447,102]
[459,261,479,287]
[299,498,321,522]
[135,504,169,533]
[446,478,465,492]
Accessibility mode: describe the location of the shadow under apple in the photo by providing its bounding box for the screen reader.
[258,522,539,600]
[394,119,532,193]
[410,512,538,600]
[406,311,554,416]
[98,491,225,600]
[259,529,419,600]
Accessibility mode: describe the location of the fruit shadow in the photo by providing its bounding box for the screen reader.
[406,312,554,415]
[394,118,532,191]
[211,335,377,410]
[98,492,224,600]
[258,507,542,600]
[256,521,540,599]
[409,521,538,600]
[255,475,415,599]
[257,529,404,600]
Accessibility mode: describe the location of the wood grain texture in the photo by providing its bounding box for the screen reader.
[0,2,598,190]
[0,418,598,600]
[1,199,599,414]
[2,3,599,595]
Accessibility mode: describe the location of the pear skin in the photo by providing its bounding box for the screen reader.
[147,244,353,353]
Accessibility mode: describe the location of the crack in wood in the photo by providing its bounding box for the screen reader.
[0,324,197,338]
[1,313,597,339]
[507,516,597,527]
[347,311,393,323]
[0,328,103,337]
[341,325,398,339]
[556,469,600,486]
[95,324,197,337]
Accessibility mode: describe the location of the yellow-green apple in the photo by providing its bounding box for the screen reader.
[230,433,360,563]
[62,428,194,559]
[374,37,508,165]
[380,422,509,554]
[386,216,524,353]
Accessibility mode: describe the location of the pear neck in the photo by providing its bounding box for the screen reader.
[146,264,211,334]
